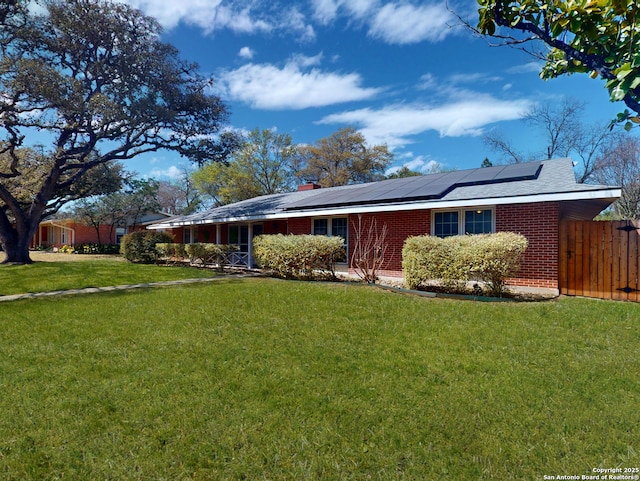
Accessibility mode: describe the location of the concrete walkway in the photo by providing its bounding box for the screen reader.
[0,273,257,303]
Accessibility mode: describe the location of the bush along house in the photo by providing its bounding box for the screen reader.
[147,158,620,293]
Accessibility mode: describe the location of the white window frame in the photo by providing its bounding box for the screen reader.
[183,226,198,244]
[431,206,495,237]
[312,216,348,263]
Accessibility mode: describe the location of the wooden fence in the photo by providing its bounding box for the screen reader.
[559,220,640,301]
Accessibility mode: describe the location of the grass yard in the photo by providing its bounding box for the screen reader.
[0,272,639,480]
[0,253,217,296]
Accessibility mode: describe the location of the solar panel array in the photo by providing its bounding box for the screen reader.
[284,161,542,211]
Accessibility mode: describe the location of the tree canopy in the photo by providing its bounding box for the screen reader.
[73,176,160,245]
[476,0,640,123]
[293,127,393,187]
[0,0,230,262]
[192,128,297,206]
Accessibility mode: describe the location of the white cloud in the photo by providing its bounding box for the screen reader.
[217,55,381,110]
[238,47,255,59]
[448,72,503,86]
[311,0,454,44]
[118,0,314,38]
[386,156,442,175]
[318,95,533,147]
[417,73,437,90]
[148,165,182,179]
[311,0,377,24]
[311,0,340,24]
[368,2,454,44]
[405,157,441,173]
[283,7,317,42]
[507,61,544,74]
[120,0,453,45]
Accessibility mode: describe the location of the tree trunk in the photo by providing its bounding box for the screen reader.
[1,233,33,264]
[0,214,36,264]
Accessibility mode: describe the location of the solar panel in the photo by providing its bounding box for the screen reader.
[283,161,543,210]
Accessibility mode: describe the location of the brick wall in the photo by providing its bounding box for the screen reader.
[288,218,312,235]
[344,203,560,289]
[495,202,559,289]
[347,211,430,274]
[74,223,116,244]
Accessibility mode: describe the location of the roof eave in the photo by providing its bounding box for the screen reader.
[146,188,622,228]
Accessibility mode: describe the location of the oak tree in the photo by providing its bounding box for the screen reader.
[0,0,230,263]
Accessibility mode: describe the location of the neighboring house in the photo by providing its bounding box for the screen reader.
[147,159,621,291]
[31,219,116,249]
[32,212,172,249]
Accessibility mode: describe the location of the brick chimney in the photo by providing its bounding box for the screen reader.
[298,183,322,191]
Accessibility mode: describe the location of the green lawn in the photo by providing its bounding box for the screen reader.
[0,256,216,296]
[0,274,638,480]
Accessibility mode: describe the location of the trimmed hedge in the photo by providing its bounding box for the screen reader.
[156,243,239,271]
[120,231,174,264]
[253,234,345,280]
[402,232,528,296]
[155,243,187,263]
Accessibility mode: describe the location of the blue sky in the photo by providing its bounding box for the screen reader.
[116,0,630,180]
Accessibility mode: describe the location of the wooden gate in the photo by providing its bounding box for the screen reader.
[559,220,640,301]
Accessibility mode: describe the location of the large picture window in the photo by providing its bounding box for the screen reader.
[433,208,494,237]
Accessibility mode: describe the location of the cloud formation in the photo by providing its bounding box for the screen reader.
[216,55,381,109]
[120,0,454,45]
[318,95,533,147]
[119,0,313,39]
[369,2,454,44]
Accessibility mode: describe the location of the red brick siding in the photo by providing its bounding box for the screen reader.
[74,223,116,244]
[288,218,312,235]
[343,203,559,289]
[347,211,430,275]
[495,202,559,289]
[262,221,288,235]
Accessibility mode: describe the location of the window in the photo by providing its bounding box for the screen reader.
[312,217,347,239]
[312,216,348,262]
[433,208,494,237]
[465,209,493,235]
[434,211,459,238]
[183,227,198,244]
[313,218,328,236]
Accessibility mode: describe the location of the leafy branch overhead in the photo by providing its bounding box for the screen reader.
[477,0,640,126]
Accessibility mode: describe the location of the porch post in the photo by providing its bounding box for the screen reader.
[216,224,221,245]
[247,223,253,268]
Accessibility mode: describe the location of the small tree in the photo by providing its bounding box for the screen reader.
[350,215,390,284]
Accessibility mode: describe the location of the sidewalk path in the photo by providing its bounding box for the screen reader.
[0,273,259,303]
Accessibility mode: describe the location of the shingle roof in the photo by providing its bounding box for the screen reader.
[149,158,620,228]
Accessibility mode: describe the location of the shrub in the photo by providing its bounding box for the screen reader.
[156,243,187,263]
[76,243,120,255]
[156,243,239,271]
[120,231,173,264]
[253,234,345,280]
[58,244,76,254]
[185,243,219,264]
[465,232,529,296]
[402,232,528,296]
